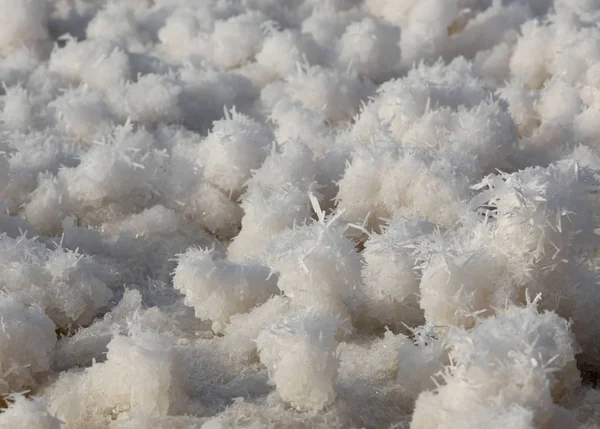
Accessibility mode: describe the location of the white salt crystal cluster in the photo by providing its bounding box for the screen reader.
[173,247,278,333]
[256,310,340,411]
[0,295,56,395]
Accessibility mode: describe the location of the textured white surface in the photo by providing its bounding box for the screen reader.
[1,1,600,428]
